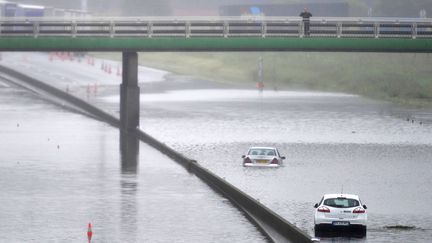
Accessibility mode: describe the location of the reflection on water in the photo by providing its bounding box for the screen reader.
[120,131,139,242]
[120,175,138,242]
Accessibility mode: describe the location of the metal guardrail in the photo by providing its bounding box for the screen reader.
[0,16,431,39]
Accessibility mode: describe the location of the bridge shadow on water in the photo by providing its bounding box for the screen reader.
[120,131,139,242]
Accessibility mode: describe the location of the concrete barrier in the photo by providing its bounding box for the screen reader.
[0,66,119,127]
[0,64,313,243]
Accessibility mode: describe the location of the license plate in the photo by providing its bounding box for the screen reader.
[332,221,350,226]
[257,160,267,164]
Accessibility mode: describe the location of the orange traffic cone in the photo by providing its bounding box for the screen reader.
[87,223,93,243]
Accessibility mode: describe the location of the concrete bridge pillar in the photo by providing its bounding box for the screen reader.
[120,52,140,132]
[120,130,139,173]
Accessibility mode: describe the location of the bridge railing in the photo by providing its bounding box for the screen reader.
[0,16,431,39]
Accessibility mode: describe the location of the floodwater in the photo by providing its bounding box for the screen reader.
[2,52,432,242]
[131,86,432,243]
[104,82,432,243]
[0,69,266,241]
[134,86,432,242]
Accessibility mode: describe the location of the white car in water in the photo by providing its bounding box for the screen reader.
[241,147,285,167]
[314,194,367,235]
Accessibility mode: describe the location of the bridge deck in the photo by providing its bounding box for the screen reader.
[0,17,431,52]
[0,37,431,52]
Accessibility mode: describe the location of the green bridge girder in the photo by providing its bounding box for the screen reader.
[1,37,432,52]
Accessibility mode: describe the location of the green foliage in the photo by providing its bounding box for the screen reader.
[95,51,432,106]
[132,52,432,107]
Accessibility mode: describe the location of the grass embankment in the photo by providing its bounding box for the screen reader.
[94,52,432,107]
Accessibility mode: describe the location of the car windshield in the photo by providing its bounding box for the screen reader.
[249,148,276,156]
[323,198,360,208]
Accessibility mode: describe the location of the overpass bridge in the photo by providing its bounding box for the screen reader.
[7,16,431,132]
[0,16,431,52]
[2,16,431,242]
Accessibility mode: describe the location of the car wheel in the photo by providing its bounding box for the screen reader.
[360,226,367,236]
[314,225,324,237]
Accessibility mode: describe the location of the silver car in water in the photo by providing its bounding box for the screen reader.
[241,146,285,167]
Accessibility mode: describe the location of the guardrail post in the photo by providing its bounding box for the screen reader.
[412,23,417,39]
[72,21,77,38]
[337,22,342,38]
[261,22,266,38]
[120,52,140,133]
[299,22,304,38]
[223,21,228,38]
[374,22,379,38]
[148,21,153,38]
[110,21,115,38]
[33,22,39,38]
[186,21,190,38]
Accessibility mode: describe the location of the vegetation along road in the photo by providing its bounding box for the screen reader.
[95,52,432,108]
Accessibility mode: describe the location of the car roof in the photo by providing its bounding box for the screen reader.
[249,147,277,150]
[322,194,360,200]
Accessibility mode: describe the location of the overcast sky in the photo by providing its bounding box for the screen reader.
[6,0,431,17]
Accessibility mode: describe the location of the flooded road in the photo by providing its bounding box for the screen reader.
[0,71,266,242]
[2,52,432,242]
[105,82,432,242]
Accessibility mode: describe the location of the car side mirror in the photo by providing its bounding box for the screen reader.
[241,155,245,158]
[281,156,286,160]
[363,205,367,209]
[314,203,318,208]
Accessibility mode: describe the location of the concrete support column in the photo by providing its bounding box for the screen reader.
[120,131,139,174]
[120,52,140,132]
